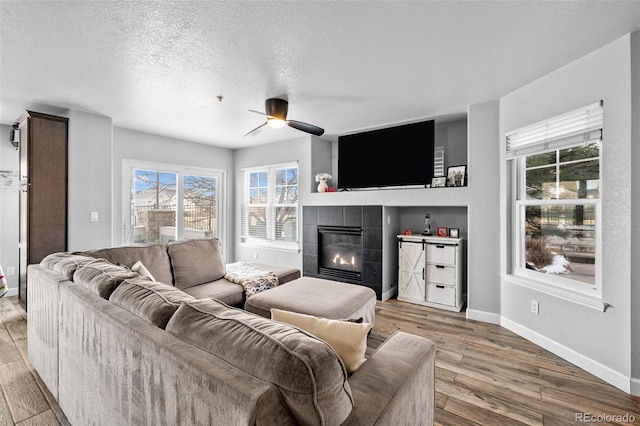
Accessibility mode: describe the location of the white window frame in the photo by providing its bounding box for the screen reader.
[240,161,299,252]
[505,101,605,311]
[122,159,225,245]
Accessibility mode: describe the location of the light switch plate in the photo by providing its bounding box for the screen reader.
[90,211,99,222]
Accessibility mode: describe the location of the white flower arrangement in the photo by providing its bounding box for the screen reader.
[315,172,332,182]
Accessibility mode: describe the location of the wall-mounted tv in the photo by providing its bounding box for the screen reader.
[338,120,435,190]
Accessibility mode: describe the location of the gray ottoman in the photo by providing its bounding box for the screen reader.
[244,277,377,325]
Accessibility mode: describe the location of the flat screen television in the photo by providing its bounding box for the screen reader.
[338,120,435,190]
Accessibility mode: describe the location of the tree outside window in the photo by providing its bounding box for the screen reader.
[521,143,599,285]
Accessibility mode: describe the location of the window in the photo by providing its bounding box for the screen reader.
[507,101,603,306]
[123,160,224,245]
[241,162,298,251]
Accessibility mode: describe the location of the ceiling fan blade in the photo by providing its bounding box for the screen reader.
[287,120,325,136]
[248,109,268,116]
[244,122,268,137]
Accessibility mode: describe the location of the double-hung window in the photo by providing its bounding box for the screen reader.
[507,101,603,308]
[240,161,298,251]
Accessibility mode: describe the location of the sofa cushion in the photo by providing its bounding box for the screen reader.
[40,253,96,279]
[180,279,244,307]
[167,238,226,289]
[165,299,353,426]
[271,308,373,374]
[109,277,194,329]
[79,243,173,285]
[73,258,139,299]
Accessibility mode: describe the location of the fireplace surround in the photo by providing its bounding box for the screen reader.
[303,206,382,299]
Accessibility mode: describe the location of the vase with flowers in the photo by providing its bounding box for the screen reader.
[315,172,332,192]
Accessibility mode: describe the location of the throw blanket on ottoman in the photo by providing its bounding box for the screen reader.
[224,262,279,297]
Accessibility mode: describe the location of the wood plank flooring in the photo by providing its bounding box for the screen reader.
[373,299,640,425]
[1,295,639,425]
[0,296,68,426]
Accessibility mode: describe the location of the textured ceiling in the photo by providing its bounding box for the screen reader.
[1,1,639,148]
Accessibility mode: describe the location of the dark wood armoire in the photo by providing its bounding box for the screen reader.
[18,111,68,310]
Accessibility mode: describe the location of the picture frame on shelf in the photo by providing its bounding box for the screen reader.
[431,176,446,188]
[449,228,459,238]
[446,165,467,187]
[436,226,448,237]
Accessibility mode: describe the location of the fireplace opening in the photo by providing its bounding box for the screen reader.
[318,226,362,282]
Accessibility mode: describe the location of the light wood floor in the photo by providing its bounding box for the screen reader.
[1,295,639,425]
[373,299,640,425]
[0,296,68,426]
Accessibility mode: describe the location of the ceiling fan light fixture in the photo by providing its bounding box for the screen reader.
[245,98,324,137]
[268,118,286,128]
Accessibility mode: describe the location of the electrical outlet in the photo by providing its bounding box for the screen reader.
[6,266,15,276]
[531,300,539,315]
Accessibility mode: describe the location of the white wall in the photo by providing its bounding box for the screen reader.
[467,100,501,323]
[499,34,635,393]
[66,110,113,251]
[0,124,19,296]
[310,136,332,193]
[111,127,235,257]
[436,119,468,170]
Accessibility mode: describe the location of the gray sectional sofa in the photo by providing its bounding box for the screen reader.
[27,238,436,425]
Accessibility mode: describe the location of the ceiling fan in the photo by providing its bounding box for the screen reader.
[245,98,324,137]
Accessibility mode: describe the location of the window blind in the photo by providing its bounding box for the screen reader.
[240,161,298,247]
[240,167,269,241]
[506,100,603,158]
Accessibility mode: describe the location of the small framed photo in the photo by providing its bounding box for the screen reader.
[431,176,446,188]
[446,165,467,187]
[449,228,459,238]
[436,227,448,237]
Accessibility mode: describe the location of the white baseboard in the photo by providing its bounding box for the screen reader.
[3,287,18,298]
[631,377,640,396]
[466,309,501,325]
[501,317,635,395]
[381,286,397,302]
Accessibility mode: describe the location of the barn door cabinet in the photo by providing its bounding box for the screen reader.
[397,235,465,312]
[18,111,68,310]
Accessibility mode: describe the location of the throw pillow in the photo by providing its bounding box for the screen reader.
[271,308,373,374]
[131,260,156,281]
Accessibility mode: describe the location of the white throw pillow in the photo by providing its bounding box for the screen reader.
[131,260,156,282]
[271,308,372,374]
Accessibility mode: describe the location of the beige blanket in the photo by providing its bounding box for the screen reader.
[224,262,279,297]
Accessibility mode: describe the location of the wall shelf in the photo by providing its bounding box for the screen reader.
[308,186,471,207]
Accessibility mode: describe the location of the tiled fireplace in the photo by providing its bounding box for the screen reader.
[303,206,382,299]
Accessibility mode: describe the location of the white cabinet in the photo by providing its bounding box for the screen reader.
[397,235,465,312]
